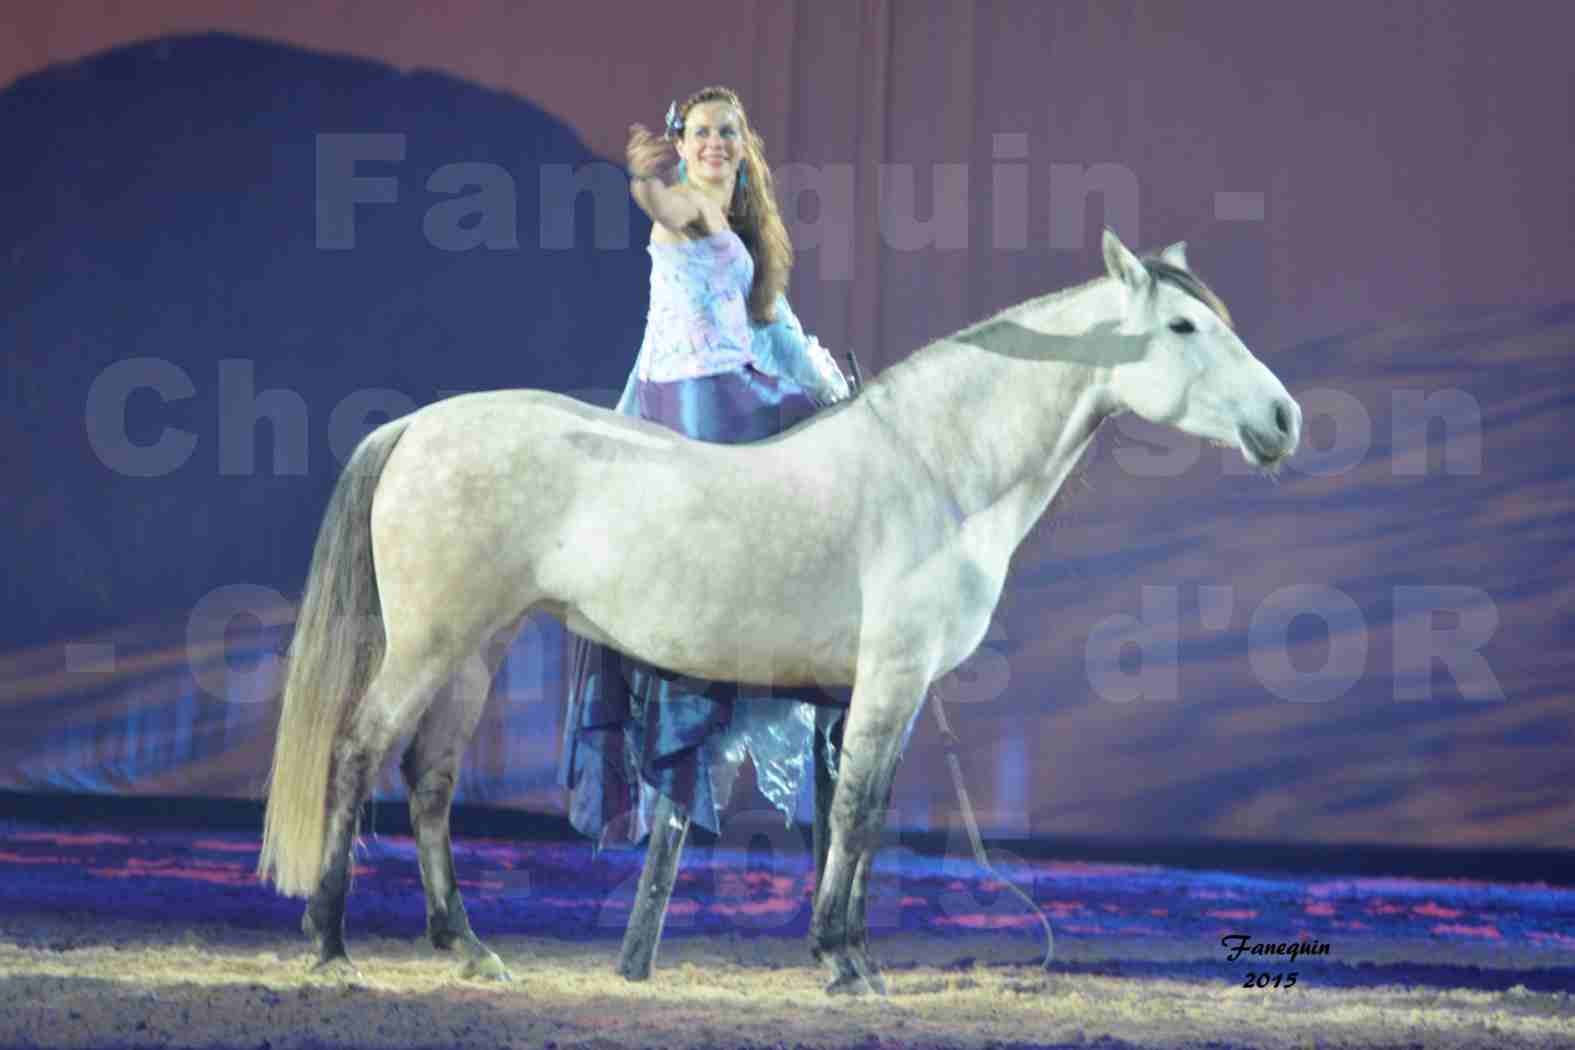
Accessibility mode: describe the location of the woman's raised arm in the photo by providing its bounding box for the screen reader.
[626,123,714,237]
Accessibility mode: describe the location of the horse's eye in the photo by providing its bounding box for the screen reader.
[1168,319,1196,335]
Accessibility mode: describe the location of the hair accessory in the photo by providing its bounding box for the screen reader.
[664,100,683,138]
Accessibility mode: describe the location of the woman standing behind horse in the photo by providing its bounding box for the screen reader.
[559,86,851,979]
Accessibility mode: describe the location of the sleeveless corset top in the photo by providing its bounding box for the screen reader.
[635,230,756,383]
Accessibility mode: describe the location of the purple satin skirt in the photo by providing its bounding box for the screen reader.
[560,366,846,849]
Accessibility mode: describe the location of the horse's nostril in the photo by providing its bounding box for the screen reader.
[1274,399,1294,437]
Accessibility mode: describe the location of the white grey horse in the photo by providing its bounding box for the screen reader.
[257,230,1300,995]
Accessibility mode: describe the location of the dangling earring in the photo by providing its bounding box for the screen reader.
[736,159,748,192]
[676,159,687,183]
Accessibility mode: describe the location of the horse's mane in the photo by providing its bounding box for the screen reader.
[860,275,1108,396]
[1143,259,1233,328]
[864,256,1232,393]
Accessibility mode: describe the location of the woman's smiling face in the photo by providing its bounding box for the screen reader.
[678,100,743,185]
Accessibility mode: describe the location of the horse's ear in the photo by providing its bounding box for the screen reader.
[1101,228,1149,293]
[1159,241,1189,270]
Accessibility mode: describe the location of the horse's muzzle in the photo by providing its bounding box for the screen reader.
[1239,397,1300,466]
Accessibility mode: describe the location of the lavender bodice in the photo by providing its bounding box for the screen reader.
[620,231,850,412]
[635,231,756,383]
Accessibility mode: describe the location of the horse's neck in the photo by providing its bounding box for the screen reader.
[865,282,1117,542]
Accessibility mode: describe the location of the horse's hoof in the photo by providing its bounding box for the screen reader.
[820,948,884,997]
[824,970,887,996]
[821,953,888,996]
[851,946,887,996]
[824,968,885,996]
[617,959,653,982]
[309,955,363,982]
[460,950,511,982]
[824,970,870,996]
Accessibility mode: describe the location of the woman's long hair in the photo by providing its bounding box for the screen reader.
[673,86,792,324]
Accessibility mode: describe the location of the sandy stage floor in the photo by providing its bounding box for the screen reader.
[0,823,1572,1048]
[2,914,1573,1050]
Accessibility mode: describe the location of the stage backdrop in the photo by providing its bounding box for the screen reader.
[3,2,1572,850]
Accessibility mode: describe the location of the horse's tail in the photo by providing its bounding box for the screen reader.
[257,417,412,897]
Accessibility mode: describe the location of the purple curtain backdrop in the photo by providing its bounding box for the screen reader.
[3,2,1572,850]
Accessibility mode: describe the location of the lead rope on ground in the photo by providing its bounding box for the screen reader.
[929,687,1055,970]
[842,349,1053,971]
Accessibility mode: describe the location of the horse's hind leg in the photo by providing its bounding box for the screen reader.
[617,793,690,981]
[400,629,518,981]
[303,645,456,975]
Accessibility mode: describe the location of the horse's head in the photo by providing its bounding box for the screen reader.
[1100,229,1300,469]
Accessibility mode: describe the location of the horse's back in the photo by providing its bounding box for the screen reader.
[415,387,681,444]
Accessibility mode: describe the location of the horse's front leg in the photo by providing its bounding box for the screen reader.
[809,666,926,996]
[812,712,844,889]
